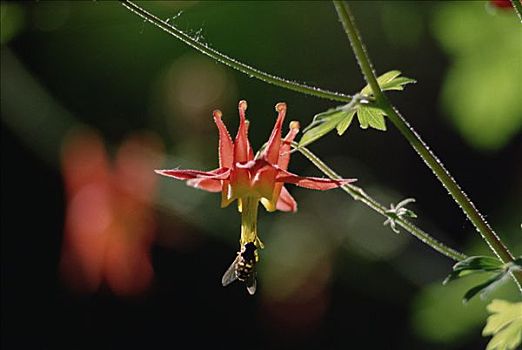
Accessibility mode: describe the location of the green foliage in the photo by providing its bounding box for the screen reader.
[412,274,520,345]
[444,256,505,284]
[298,71,415,147]
[433,2,522,151]
[335,109,356,135]
[299,108,350,147]
[483,299,522,350]
[360,70,416,95]
[443,256,522,303]
[356,105,386,131]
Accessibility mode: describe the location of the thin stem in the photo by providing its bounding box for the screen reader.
[120,0,353,103]
[510,0,522,22]
[334,1,522,290]
[293,143,467,262]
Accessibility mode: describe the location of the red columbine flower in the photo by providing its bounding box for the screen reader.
[156,101,354,292]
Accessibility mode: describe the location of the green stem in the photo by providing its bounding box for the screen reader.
[510,0,522,22]
[334,1,522,290]
[294,143,466,261]
[120,0,352,103]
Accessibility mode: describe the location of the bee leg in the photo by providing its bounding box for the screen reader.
[255,237,265,249]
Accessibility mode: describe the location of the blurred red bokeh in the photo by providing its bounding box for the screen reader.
[60,128,164,296]
[490,0,514,9]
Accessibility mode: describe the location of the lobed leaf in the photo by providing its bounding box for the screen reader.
[357,106,386,131]
[462,272,507,303]
[483,299,522,350]
[303,107,345,133]
[299,70,414,146]
[361,70,416,96]
[336,109,356,135]
[299,111,346,147]
[380,76,417,91]
[443,256,504,285]
[442,256,522,303]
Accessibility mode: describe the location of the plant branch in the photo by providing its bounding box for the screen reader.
[510,0,522,22]
[293,143,467,262]
[334,1,522,290]
[120,0,353,103]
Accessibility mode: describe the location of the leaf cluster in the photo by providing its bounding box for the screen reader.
[298,71,415,147]
[443,256,522,303]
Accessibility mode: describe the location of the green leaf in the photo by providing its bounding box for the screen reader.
[360,70,416,96]
[361,70,400,95]
[442,256,511,303]
[380,76,416,91]
[299,69,414,144]
[462,272,506,303]
[444,256,504,285]
[357,106,386,131]
[336,109,356,135]
[303,107,344,133]
[483,299,522,350]
[298,111,345,147]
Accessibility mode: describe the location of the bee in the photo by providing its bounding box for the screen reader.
[221,242,258,295]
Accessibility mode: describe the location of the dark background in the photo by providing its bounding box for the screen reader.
[2,1,521,349]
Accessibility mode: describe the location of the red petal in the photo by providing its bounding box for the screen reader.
[276,170,356,190]
[155,167,230,181]
[186,178,223,192]
[235,159,277,199]
[278,121,299,171]
[251,163,278,200]
[263,102,287,164]
[276,186,297,212]
[234,100,254,163]
[213,110,234,168]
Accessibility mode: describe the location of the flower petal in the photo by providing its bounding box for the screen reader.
[262,185,298,212]
[263,102,287,164]
[251,163,278,200]
[236,159,277,200]
[276,186,297,212]
[213,110,234,169]
[220,180,235,208]
[276,170,356,190]
[186,178,223,192]
[234,100,254,163]
[155,167,230,181]
[278,121,299,171]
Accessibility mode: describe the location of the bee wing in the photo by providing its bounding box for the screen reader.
[221,255,239,287]
[246,274,257,295]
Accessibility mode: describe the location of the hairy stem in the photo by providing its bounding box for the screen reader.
[120,0,352,102]
[510,0,522,22]
[293,143,466,261]
[334,1,522,290]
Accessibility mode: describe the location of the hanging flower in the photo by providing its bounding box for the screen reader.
[156,101,355,293]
